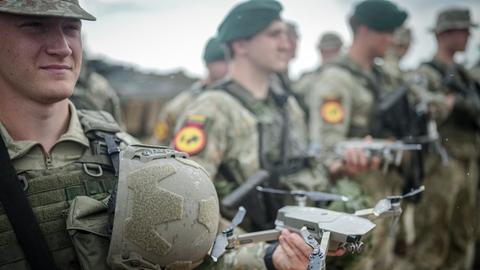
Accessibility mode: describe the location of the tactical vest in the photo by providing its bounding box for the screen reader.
[0,110,122,270]
[213,79,310,179]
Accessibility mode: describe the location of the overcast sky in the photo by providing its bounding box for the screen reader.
[80,0,480,79]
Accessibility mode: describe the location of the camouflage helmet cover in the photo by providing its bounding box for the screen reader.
[0,0,95,21]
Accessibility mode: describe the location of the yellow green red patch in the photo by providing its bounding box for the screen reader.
[320,100,344,124]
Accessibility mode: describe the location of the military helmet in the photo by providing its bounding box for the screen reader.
[430,7,478,33]
[0,0,95,21]
[108,145,220,270]
[317,32,343,51]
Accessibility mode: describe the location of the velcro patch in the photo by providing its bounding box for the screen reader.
[320,100,344,124]
[173,125,207,155]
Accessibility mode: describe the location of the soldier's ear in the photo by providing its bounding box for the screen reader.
[231,40,249,57]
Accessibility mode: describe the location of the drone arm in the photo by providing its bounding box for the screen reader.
[233,229,281,247]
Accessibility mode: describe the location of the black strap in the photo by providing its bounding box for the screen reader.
[0,135,57,269]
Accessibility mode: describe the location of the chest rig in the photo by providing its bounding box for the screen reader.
[0,110,122,270]
[215,80,309,179]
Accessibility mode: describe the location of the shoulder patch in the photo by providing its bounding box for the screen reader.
[320,100,344,124]
[173,116,208,155]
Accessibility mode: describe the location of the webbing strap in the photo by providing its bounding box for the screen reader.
[0,135,57,269]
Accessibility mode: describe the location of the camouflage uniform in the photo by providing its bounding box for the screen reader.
[72,67,124,127]
[153,81,206,145]
[399,8,480,270]
[304,54,406,270]
[0,103,136,269]
[471,60,480,270]
[409,57,480,270]
[174,77,329,203]
[294,31,344,109]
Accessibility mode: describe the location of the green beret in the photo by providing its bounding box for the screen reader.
[352,0,407,32]
[203,37,226,64]
[0,0,95,21]
[217,0,283,43]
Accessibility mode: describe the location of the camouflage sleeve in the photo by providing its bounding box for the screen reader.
[306,67,353,166]
[173,92,233,177]
[201,242,269,270]
[415,65,453,122]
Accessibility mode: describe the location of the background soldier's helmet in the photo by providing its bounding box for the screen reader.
[317,32,343,51]
[0,0,95,21]
[108,146,220,269]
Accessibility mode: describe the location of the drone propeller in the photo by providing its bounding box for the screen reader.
[210,207,246,262]
[373,185,425,217]
[256,186,349,202]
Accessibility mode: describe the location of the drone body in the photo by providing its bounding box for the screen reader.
[276,206,375,252]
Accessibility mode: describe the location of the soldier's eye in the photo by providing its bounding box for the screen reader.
[19,21,46,33]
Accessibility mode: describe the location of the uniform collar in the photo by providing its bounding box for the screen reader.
[0,101,90,161]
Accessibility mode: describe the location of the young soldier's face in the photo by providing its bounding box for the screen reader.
[0,14,82,104]
[368,30,394,58]
[244,20,290,73]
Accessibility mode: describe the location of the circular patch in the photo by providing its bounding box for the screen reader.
[173,126,207,155]
[154,121,169,142]
[320,101,344,124]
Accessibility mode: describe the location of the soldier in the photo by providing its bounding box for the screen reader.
[382,26,412,84]
[317,32,344,66]
[72,50,124,127]
[152,37,228,145]
[408,7,480,270]
[300,0,408,269]
[173,0,332,268]
[294,32,343,122]
[0,1,308,269]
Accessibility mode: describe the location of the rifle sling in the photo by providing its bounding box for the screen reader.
[0,135,57,269]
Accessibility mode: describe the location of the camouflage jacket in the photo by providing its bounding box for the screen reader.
[417,57,480,159]
[72,72,123,127]
[153,81,206,145]
[173,77,329,199]
[302,55,402,165]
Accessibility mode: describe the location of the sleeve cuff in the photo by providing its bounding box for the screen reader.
[263,242,279,270]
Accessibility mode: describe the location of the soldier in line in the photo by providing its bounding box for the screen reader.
[407,8,480,270]
[382,26,412,84]
[173,0,338,268]
[0,1,312,269]
[299,0,408,269]
[152,37,228,145]
[471,54,480,270]
[294,32,344,112]
[72,50,124,127]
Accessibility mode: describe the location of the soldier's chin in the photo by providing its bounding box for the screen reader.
[38,88,75,104]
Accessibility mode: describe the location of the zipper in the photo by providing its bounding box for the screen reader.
[45,154,53,169]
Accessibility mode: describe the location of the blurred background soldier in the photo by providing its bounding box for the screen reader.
[383,26,412,83]
[294,31,344,115]
[152,36,227,145]
[318,32,345,66]
[407,7,480,270]
[72,50,124,127]
[298,0,409,269]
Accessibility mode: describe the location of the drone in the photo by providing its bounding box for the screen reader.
[211,185,425,270]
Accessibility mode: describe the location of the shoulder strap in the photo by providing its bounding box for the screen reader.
[0,135,57,269]
[330,61,381,100]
